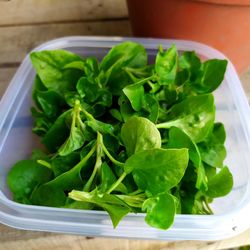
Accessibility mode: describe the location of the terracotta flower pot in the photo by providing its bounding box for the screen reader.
[126,0,250,73]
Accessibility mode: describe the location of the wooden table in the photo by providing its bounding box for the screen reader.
[0,1,250,249]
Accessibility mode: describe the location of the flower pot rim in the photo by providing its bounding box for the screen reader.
[194,0,250,6]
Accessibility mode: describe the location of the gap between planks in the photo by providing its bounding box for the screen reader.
[0,20,131,66]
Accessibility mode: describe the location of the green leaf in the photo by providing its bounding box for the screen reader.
[31,145,95,206]
[142,192,176,230]
[99,162,127,193]
[42,109,72,152]
[85,120,114,135]
[155,45,178,85]
[198,123,226,168]
[118,94,136,122]
[58,127,85,156]
[206,167,233,198]
[121,117,161,157]
[157,94,215,143]
[100,41,147,94]
[193,59,228,94]
[69,189,131,228]
[30,50,84,94]
[141,94,159,123]
[167,127,208,191]
[124,148,189,195]
[123,82,144,111]
[51,152,80,177]
[7,160,53,204]
[76,76,97,100]
[109,109,123,122]
[179,51,201,80]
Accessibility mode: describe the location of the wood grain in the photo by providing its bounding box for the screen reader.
[0,20,130,65]
[0,0,128,26]
[0,223,250,250]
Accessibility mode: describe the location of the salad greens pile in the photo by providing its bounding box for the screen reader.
[7,41,233,230]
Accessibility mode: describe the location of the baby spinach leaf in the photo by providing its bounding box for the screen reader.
[198,123,226,168]
[124,148,189,195]
[118,94,136,122]
[85,120,114,135]
[30,149,50,161]
[109,109,123,122]
[155,45,178,85]
[30,50,84,94]
[64,60,86,70]
[157,94,215,143]
[42,109,72,152]
[179,51,201,81]
[51,152,80,177]
[123,82,144,111]
[121,117,161,157]
[99,162,127,193]
[167,127,208,191]
[142,192,176,230]
[206,166,233,198]
[31,108,53,136]
[193,59,228,94]
[100,41,147,94]
[69,189,131,228]
[31,145,96,206]
[76,76,97,99]
[141,94,159,123]
[58,127,85,156]
[7,160,53,204]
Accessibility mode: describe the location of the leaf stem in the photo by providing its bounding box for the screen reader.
[101,143,125,167]
[156,120,178,129]
[37,160,52,169]
[75,143,96,171]
[83,133,103,192]
[203,198,213,215]
[107,172,127,194]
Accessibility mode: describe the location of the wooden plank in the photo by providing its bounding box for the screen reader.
[0,20,131,65]
[0,223,250,250]
[0,0,128,26]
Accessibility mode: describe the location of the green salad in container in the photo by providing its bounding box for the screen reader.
[7,41,233,230]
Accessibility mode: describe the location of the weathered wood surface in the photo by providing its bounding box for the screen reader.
[0,20,131,65]
[0,0,128,26]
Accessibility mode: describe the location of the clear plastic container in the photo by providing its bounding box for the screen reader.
[0,36,250,241]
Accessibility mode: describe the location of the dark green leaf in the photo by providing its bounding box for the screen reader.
[99,162,127,193]
[7,160,53,204]
[193,59,228,93]
[167,127,207,190]
[51,152,80,177]
[100,41,147,94]
[198,123,226,168]
[206,167,233,198]
[42,109,72,152]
